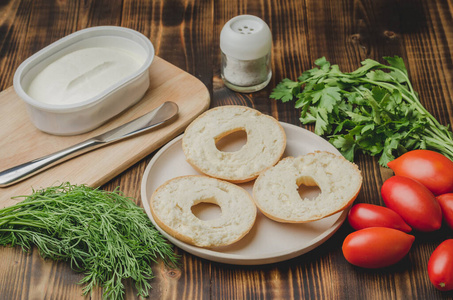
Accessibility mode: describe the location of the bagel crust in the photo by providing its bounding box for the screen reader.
[253,151,363,223]
[150,175,257,248]
[182,105,286,183]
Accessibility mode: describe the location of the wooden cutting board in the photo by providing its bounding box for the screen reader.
[0,56,210,208]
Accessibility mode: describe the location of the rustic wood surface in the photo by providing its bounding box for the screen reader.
[0,0,452,299]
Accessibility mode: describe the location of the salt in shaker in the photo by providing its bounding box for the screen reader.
[220,15,272,93]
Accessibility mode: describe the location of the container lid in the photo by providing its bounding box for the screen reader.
[220,15,272,60]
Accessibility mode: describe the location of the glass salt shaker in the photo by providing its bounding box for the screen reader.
[220,15,272,93]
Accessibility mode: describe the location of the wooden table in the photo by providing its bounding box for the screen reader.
[0,0,452,299]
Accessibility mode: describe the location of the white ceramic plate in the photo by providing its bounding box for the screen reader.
[141,122,347,265]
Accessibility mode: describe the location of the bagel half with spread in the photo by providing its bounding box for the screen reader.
[150,175,257,248]
[182,106,286,183]
[253,151,362,223]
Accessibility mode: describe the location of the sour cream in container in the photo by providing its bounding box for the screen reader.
[27,47,145,106]
[14,26,155,135]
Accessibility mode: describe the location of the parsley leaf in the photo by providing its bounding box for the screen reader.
[270,56,453,166]
[269,78,300,102]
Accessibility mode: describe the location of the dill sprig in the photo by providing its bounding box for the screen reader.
[0,183,179,299]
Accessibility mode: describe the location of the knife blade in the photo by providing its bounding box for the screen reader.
[0,101,178,187]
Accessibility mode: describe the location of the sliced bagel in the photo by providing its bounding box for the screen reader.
[150,175,257,248]
[253,151,362,223]
[182,105,286,183]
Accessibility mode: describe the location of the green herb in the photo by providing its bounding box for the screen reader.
[0,183,178,299]
[270,56,453,166]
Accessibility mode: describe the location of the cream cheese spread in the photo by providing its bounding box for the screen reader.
[27,47,144,105]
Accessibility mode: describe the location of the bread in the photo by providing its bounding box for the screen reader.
[182,105,286,183]
[252,151,362,223]
[149,175,257,248]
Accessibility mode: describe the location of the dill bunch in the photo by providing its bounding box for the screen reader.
[0,183,179,299]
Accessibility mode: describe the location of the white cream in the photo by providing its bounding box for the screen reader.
[27,47,145,105]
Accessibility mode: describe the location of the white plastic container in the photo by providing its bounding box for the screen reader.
[220,15,272,93]
[13,26,155,135]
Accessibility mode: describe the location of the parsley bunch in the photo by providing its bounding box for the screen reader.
[0,183,179,299]
[271,56,453,166]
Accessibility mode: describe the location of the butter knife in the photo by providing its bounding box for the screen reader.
[0,101,178,187]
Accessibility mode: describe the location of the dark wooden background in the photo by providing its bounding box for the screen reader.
[0,0,452,299]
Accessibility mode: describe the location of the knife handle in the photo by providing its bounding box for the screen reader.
[0,139,101,187]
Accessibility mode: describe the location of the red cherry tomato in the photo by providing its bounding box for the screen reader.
[387,150,453,195]
[428,239,453,291]
[342,227,415,268]
[381,176,442,232]
[348,203,412,232]
[436,193,453,230]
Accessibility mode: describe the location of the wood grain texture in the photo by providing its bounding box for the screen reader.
[0,0,452,299]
